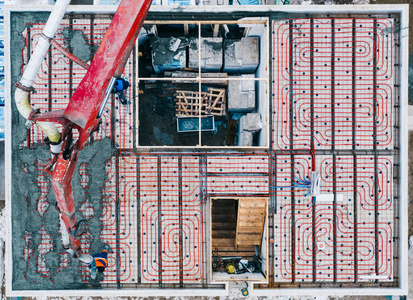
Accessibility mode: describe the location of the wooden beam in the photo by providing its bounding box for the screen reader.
[184,23,189,36]
[239,200,266,208]
[212,238,235,247]
[213,24,219,37]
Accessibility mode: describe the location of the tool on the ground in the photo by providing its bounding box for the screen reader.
[221,255,263,275]
[111,77,130,105]
[226,263,235,274]
[241,283,249,296]
[212,248,222,271]
[222,257,246,274]
[238,260,252,273]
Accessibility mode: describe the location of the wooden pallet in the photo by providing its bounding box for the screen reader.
[174,88,226,117]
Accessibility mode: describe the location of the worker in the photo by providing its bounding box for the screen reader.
[78,244,111,279]
[113,78,130,94]
[111,78,130,105]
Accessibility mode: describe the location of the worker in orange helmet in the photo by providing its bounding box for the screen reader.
[79,244,111,279]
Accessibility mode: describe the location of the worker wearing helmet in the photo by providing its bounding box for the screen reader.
[79,244,111,279]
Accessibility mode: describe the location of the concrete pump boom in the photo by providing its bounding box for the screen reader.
[14,0,153,256]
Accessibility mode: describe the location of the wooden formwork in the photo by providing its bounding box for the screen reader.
[174,88,226,117]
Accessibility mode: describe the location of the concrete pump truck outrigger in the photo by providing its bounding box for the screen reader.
[14,0,153,258]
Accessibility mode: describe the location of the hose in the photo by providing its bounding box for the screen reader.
[15,89,61,143]
[14,0,72,145]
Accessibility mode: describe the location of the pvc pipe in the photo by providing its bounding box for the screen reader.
[42,0,72,39]
[50,142,62,154]
[15,0,71,143]
[19,37,51,88]
[19,0,71,87]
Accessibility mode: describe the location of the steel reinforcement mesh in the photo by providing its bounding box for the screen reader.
[14,13,400,288]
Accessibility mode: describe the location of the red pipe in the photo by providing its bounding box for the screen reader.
[50,39,90,70]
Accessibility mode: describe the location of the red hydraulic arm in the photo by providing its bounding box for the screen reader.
[29,0,153,256]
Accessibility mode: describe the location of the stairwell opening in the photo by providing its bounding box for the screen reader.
[210,197,268,282]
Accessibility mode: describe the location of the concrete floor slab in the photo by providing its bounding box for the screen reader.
[5,5,409,298]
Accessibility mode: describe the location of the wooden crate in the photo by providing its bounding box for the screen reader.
[174,88,226,117]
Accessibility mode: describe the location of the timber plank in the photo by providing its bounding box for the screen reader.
[212,205,235,214]
[236,235,262,245]
[237,226,263,233]
[212,215,236,222]
[212,222,236,230]
[238,219,265,227]
[212,230,236,238]
[212,238,235,247]
[214,252,256,258]
[238,213,265,221]
[213,246,255,252]
[212,199,237,206]
[239,200,266,208]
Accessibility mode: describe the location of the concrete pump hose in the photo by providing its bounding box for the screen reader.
[15,88,61,143]
[14,0,71,145]
[59,213,71,249]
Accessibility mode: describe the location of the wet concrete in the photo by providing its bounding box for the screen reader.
[10,12,114,290]
[69,31,92,63]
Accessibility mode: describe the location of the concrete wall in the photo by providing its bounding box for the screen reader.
[246,24,268,148]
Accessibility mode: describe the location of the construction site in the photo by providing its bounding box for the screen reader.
[3,1,410,298]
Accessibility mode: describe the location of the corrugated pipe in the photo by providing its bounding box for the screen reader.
[15,0,71,150]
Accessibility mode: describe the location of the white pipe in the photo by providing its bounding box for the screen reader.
[50,142,62,154]
[20,0,71,87]
[43,0,72,39]
[59,214,70,249]
[15,0,71,143]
